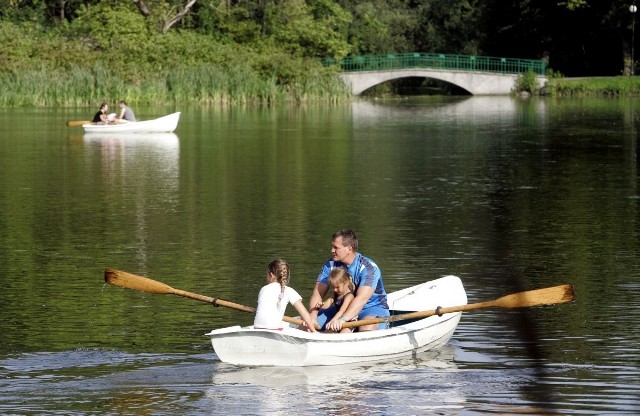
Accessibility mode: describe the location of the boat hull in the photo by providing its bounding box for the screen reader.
[206,275,467,366]
[82,112,180,133]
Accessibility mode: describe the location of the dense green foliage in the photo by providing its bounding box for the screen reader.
[1,0,639,105]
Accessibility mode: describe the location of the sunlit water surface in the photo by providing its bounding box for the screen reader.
[0,97,639,414]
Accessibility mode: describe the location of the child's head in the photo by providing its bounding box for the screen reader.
[328,267,355,294]
[266,258,290,286]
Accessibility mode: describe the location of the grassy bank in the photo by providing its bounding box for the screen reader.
[545,76,640,96]
[0,18,351,107]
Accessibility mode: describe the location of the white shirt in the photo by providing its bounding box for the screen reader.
[253,282,302,329]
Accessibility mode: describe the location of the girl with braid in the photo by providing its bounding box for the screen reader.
[254,259,317,332]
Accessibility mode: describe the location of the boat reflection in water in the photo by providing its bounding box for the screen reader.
[206,345,466,414]
[209,344,457,387]
[82,131,178,156]
[82,132,180,148]
[82,133,179,185]
[81,132,180,268]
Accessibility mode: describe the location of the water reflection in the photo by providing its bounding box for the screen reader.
[207,346,466,415]
[1,101,639,414]
[81,132,180,272]
[81,133,180,193]
[82,133,179,170]
[209,345,457,387]
[350,96,548,125]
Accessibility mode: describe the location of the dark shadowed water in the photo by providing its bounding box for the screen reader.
[1,97,639,414]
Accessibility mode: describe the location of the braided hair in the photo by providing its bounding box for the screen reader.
[267,259,290,309]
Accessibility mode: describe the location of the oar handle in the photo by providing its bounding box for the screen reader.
[210,297,256,313]
[172,289,307,326]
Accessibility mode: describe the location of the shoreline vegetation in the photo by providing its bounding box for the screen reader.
[0,64,351,107]
[2,19,640,107]
[544,76,640,97]
[7,65,640,107]
[0,16,352,107]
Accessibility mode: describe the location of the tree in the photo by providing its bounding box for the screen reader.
[264,0,351,58]
[131,0,199,32]
[340,0,419,54]
[411,0,486,55]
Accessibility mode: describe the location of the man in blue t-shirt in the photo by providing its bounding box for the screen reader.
[309,229,389,332]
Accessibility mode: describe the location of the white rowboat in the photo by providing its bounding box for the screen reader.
[206,275,467,367]
[82,112,180,133]
[103,269,573,367]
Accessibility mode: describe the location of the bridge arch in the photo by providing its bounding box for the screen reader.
[340,68,545,96]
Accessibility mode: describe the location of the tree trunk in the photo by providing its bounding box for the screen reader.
[623,38,631,76]
[162,0,198,33]
[133,0,151,18]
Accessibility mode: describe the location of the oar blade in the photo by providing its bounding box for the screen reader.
[104,268,176,295]
[103,268,308,325]
[66,120,91,127]
[345,284,576,329]
[495,284,575,309]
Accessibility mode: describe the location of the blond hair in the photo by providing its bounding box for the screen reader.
[267,259,290,308]
[328,267,354,292]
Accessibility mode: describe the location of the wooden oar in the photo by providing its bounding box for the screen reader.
[342,283,575,329]
[104,268,307,326]
[66,120,92,127]
[105,268,574,331]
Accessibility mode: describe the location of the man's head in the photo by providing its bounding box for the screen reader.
[331,229,358,264]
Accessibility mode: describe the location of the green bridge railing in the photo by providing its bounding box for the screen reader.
[322,52,547,76]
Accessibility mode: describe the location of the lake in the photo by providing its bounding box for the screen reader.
[0,96,639,414]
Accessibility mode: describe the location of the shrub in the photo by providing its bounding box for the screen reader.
[514,70,538,94]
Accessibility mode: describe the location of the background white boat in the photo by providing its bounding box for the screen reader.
[82,112,180,133]
[206,275,468,367]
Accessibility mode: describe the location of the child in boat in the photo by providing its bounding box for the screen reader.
[254,259,317,332]
[317,267,357,333]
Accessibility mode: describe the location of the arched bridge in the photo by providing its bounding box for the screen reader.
[322,53,548,96]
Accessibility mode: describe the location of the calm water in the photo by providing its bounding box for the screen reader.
[1,97,639,415]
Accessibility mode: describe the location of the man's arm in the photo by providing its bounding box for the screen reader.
[308,282,329,322]
[326,285,376,332]
[309,282,329,308]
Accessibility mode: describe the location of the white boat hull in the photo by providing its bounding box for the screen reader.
[206,275,467,367]
[82,112,180,133]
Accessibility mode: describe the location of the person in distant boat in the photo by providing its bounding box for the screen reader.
[254,258,317,332]
[316,267,356,333]
[308,229,389,332]
[92,102,110,124]
[116,100,136,122]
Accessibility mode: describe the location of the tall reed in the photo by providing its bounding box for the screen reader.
[0,64,350,107]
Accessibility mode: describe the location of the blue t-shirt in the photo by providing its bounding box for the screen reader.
[316,253,388,311]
